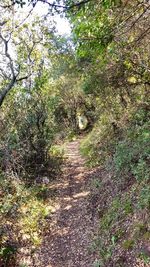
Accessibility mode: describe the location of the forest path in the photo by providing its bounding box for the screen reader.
[35,139,96,267]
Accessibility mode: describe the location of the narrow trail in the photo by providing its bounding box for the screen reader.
[34,140,96,267]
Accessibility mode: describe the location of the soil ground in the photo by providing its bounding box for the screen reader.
[26,140,97,267]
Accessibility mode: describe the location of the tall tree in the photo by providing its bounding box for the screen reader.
[0,1,57,106]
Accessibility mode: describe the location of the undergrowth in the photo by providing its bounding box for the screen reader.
[0,171,57,266]
[81,106,150,266]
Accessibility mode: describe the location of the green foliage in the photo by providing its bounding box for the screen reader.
[93,238,113,262]
[132,159,150,182]
[1,0,150,266]
[100,197,121,230]
[123,199,133,215]
[93,259,104,267]
[91,178,102,189]
[143,232,150,241]
[0,243,17,260]
[0,74,63,178]
[122,239,134,250]
[137,185,150,209]
[139,252,150,264]
[114,229,125,240]
[0,173,53,265]
[114,109,150,181]
[80,117,117,167]
[65,0,150,265]
[133,223,148,239]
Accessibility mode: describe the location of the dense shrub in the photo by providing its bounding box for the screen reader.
[0,90,60,178]
[80,106,150,182]
[80,115,118,167]
[114,108,150,181]
[0,172,54,266]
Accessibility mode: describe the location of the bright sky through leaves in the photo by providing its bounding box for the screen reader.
[23,1,71,35]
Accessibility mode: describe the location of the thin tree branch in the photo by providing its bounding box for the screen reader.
[14,6,35,30]
[116,4,150,37]
[0,21,7,26]
[16,75,29,82]
[0,68,10,79]
[0,32,16,79]
[0,30,30,107]
[130,26,150,46]
[37,0,92,10]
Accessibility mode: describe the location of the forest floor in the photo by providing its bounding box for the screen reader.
[17,139,150,267]
[22,139,98,267]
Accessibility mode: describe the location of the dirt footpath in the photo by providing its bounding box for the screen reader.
[33,140,97,267]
